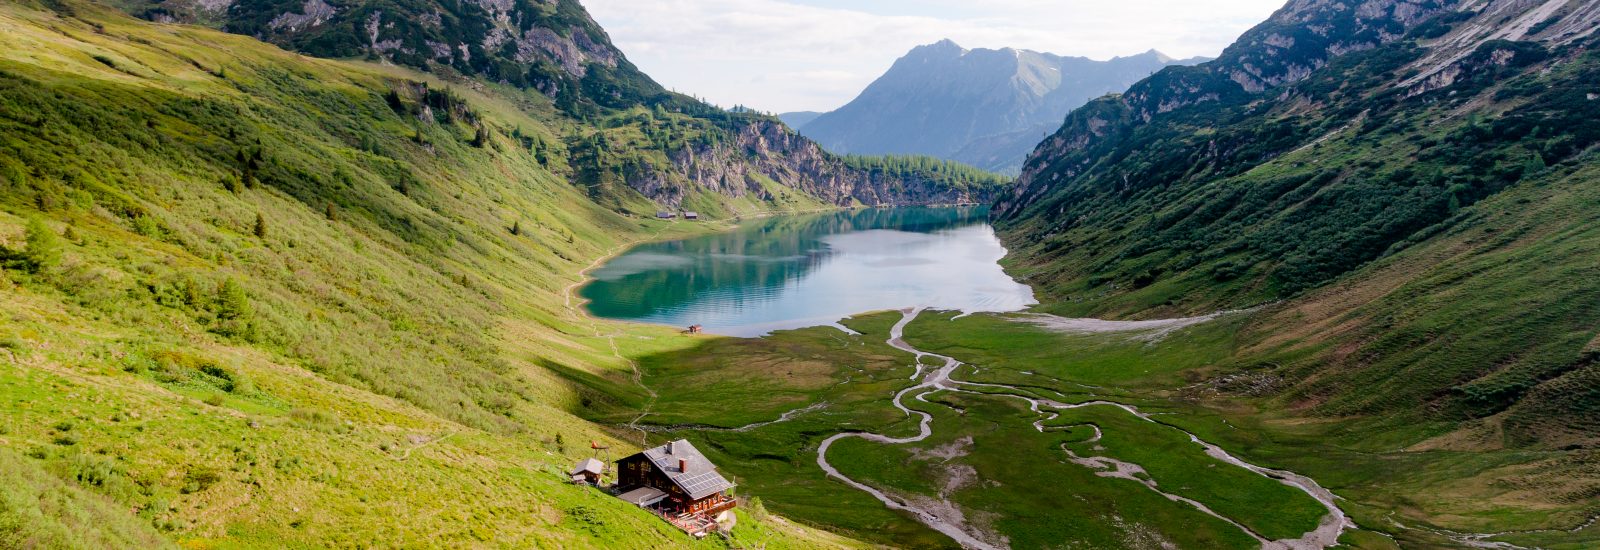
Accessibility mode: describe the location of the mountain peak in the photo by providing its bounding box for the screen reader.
[798,40,1206,173]
[914,39,967,57]
[1114,49,1175,63]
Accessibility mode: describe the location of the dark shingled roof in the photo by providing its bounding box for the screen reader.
[635,439,735,500]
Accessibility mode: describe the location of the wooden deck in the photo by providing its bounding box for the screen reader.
[659,496,736,537]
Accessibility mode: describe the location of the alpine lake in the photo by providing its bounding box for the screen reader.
[580,207,1037,336]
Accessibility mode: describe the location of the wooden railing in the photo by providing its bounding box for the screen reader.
[656,497,737,536]
[702,498,737,516]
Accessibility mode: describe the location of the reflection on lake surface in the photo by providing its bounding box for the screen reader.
[580,207,1037,336]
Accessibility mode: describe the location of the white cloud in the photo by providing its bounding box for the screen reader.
[585,0,1286,112]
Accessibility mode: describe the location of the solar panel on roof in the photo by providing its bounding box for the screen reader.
[632,439,736,499]
[677,471,734,499]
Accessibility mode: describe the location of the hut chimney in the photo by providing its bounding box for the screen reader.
[666,441,674,454]
[679,458,688,472]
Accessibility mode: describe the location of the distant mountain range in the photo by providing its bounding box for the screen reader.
[784,40,1207,174]
[777,111,824,130]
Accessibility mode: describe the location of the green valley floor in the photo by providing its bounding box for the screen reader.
[605,308,1600,549]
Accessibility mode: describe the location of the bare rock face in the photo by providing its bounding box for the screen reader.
[1223,0,1450,92]
[268,0,338,32]
[625,120,993,208]
[1122,0,1453,122]
[512,26,617,78]
[1401,0,1600,93]
[128,0,635,93]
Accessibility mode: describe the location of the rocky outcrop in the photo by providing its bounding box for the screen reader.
[267,0,338,32]
[135,0,638,95]
[1401,0,1600,93]
[627,120,994,208]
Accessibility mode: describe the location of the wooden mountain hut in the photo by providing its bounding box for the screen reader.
[614,439,736,534]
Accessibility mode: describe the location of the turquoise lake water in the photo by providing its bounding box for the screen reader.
[580,207,1036,337]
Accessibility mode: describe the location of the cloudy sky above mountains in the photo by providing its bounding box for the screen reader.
[585,0,1285,113]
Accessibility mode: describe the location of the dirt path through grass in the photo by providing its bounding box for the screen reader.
[562,221,676,445]
[817,308,1356,550]
[816,308,1002,550]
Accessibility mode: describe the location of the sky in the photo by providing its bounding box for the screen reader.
[584,0,1287,113]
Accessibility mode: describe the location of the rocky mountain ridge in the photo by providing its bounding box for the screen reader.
[628,119,995,208]
[996,0,1468,218]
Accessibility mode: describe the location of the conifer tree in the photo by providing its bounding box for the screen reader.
[214,278,255,341]
[23,216,61,273]
[253,213,267,238]
[217,278,251,321]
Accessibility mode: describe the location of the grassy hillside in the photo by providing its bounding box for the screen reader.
[0,2,865,547]
[999,37,1597,316]
[991,2,1600,449]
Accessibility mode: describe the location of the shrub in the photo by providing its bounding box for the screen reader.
[180,468,221,494]
[131,215,163,239]
[68,453,118,487]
